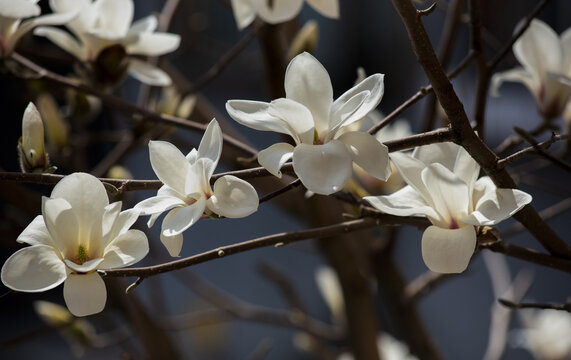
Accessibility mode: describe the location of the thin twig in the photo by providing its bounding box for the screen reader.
[497,133,568,168]
[259,179,302,204]
[498,299,571,313]
[514,128,571,173]
[480,241,571,274]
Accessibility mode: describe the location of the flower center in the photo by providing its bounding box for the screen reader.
[449,218,459,230]
[74,244,90,265]
[313,129,323,145]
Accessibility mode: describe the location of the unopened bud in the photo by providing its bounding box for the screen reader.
[19,102,52,172]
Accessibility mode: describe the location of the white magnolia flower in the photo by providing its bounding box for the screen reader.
[513,309,571,360]
[135,119,259,257]
[491,19,571,119]
[226,52,390,195]
[364,142,532,273]
[230,0,339,30]
[1,172,149,316]
[34,0,181,86]
[0,0,76,58]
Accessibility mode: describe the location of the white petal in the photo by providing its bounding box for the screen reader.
[42,197,77,257]
[255,0,304,24]
[101,201,121,243]
[452,145,480,193]
[160,232,183,257]
[490,67,539,97]
[364,185,439,219]
[389,152,433,204]
[421,225,476,274]
[412,142,459,171]
[332,73,384,129]
[161,198,206,237]
[197,119,222,173]
[127,15,157,35]
[327,90,369,139]
[126,32,180,56]
[337,131,391,180]
[1,245,66,292]
[514,19,562,77]
[16,215,54,247]
[284,52,333,135]
[50,0,94,34]
[258,142,294,177]
[127,58,172,86]
[561,27,571,74]
[0,0,40,18]
[10,10,78,54]
[135,195,186,217]
[226,100,299,140]
[64,257,104,273]
[306,0,340,18]
[208,175,259,218]
[461,177,532,226]
[100,230,148,268]
[230,0,256,30]
[92,0,133,36]
[268,98,315,144]
[292,140,352,195]
[63,272,106,317]
[104,208,141,245]
[148,140,189,194]
[33,26,85,59]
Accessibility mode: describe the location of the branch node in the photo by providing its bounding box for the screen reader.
[125,277,143,294]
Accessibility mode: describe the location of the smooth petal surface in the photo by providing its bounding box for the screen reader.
[161,197,206,237]
[11,10,79,54]
[268,98,315,144]
[331,74,384,129]
[562,27,571,74]
[42,197,77,256]
[127,58,172,86]
[127,32,180,56]
[230,0,256,30]
[63,272,106,317]
[284,52,333,135]
[16,215,53,247]
[93,0,133,36]
[1,245,66,292]
[208,175,259,218]
[490,67,538,97]
[255,0,304,24]
[389,152,432,204]
[104,208,141,246]
[127,14,157,35]
[33,26,85,59]
[413,142,459,172]
[421,225,476,274]
[226,100,301,140]
[197,119,223,173]
[148,140,189,194]
[306,0,339,18]
[337,131,390,180]
[160,232,183,257]
[64,257,104,274]
[100,230,148,268]
[135,195,186,216]
[0,0,40,18]
[327,91,369,138]
[258,142,294,177]
[514,19,562,77]
[292,140,352,195]
[364,185,439,220]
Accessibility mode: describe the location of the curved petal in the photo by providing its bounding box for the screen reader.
[208,175,259,218]
[16,215,54,247]
[230,0,256,30]
[490,67,539,97]
[92,0,133,36]
[225,100,298,141]
[50,0,94,34]
[255,0,304,24]
[258,142,294,177]
[42,197,77,257]
[389,151,432,204]
[127,15,157,35]
[127,58,172,86]
[364,185,439,219]
[292,140,352,195]
[127,32,180,56]
[148,140,189,194]
[135,195,186,217]
[161,197,206,237]
[100,230,148,268]
[561,27,571,74]
[1,245,67,292]
[327,90,369,139]
[514,19,562,77]
[332,73,384,129]
[421,225,476,274]
[268,98,315,144]
[413,142,459,171]
[306,0,340,18]
[64,257,104,273]
[33,26,86,60]
[284,52,333,135]
[104,208,141,245]
[453,145,480,193]
[63,272,106,317]
[0,0,40,18]
[160,232,183,257]
[337,131,390,180]
[197,119,222,173]
[101,201,121,241]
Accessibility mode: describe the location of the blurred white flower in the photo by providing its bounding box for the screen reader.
[226,52,390,195]
[0,0,76,57]
[315,266,345,324]
[491,19,571,119]
[230,0,339,30]
[338,333,419,360]
[1,172,149,316]
[135,119,259,257]
[513,309,571,360]
[364,142,532,273]
[35,0,180,86]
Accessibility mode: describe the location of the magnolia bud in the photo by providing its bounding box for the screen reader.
[19,102,51,172]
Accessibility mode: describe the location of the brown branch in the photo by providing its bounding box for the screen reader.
[498,298,571,313]
[513,128,571,173]
[480,241,571,274]
[404,271,453,304]
[469,0,490,137]
[497,133,568,168]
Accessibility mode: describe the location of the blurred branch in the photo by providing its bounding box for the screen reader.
[480,241,571,274]
[497,133,568,168]
[503,196,571,238]
[498,298,571,313]
[405,271,453,304]
[513,128,571,173]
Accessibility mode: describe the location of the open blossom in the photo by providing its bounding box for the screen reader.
[34,0,181,86]
[1,173,149,316]
[491,19,571,119]
[364,142,532,273]
[0,0,76,58]
[230,0,339,30]
[226,52,390,195]
[135,119,259,257]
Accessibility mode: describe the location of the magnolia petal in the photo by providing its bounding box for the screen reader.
[230,0,256,30]
[33,26,85,59]
[160,232,183,257]
[562,27,571,74]
[127,15,157,35]
[364,185,439,219]
[284,52,333,135]
[185,159,212,196]
[42,197,77,256]
[63,272,106,317]
[50,0,94,35]
[104,208,141,246]
[256,0,304,24]
[268,98,315,144]
[101,201,122,243]
[453,145,480,193]
[148,140,189,194]
[327,91,369,139]
[332,74,384,129]
[337,131,390,181]
[127,32,180,56]
[226,100,298,140]
[16,215,53,247]
[0,0,40,18]
[389,152,432,204]
[100,230,149,268]
[64,257,104,273]
[258,143,294,177]
[127,58,172,86]
[490,67,538,97]
[413,142,458,172]
[92,0,133,36]
[11,10,79,54]
[197,119,223,174]
[292,140,352,195]
[306,0,340,18]
[514,19,562,78]
[421,164,470,228]
[421,225,476,274]
[1,245,67,292]
[135,195,186,217]
[208,175,259,218]
[162,197,206,237]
